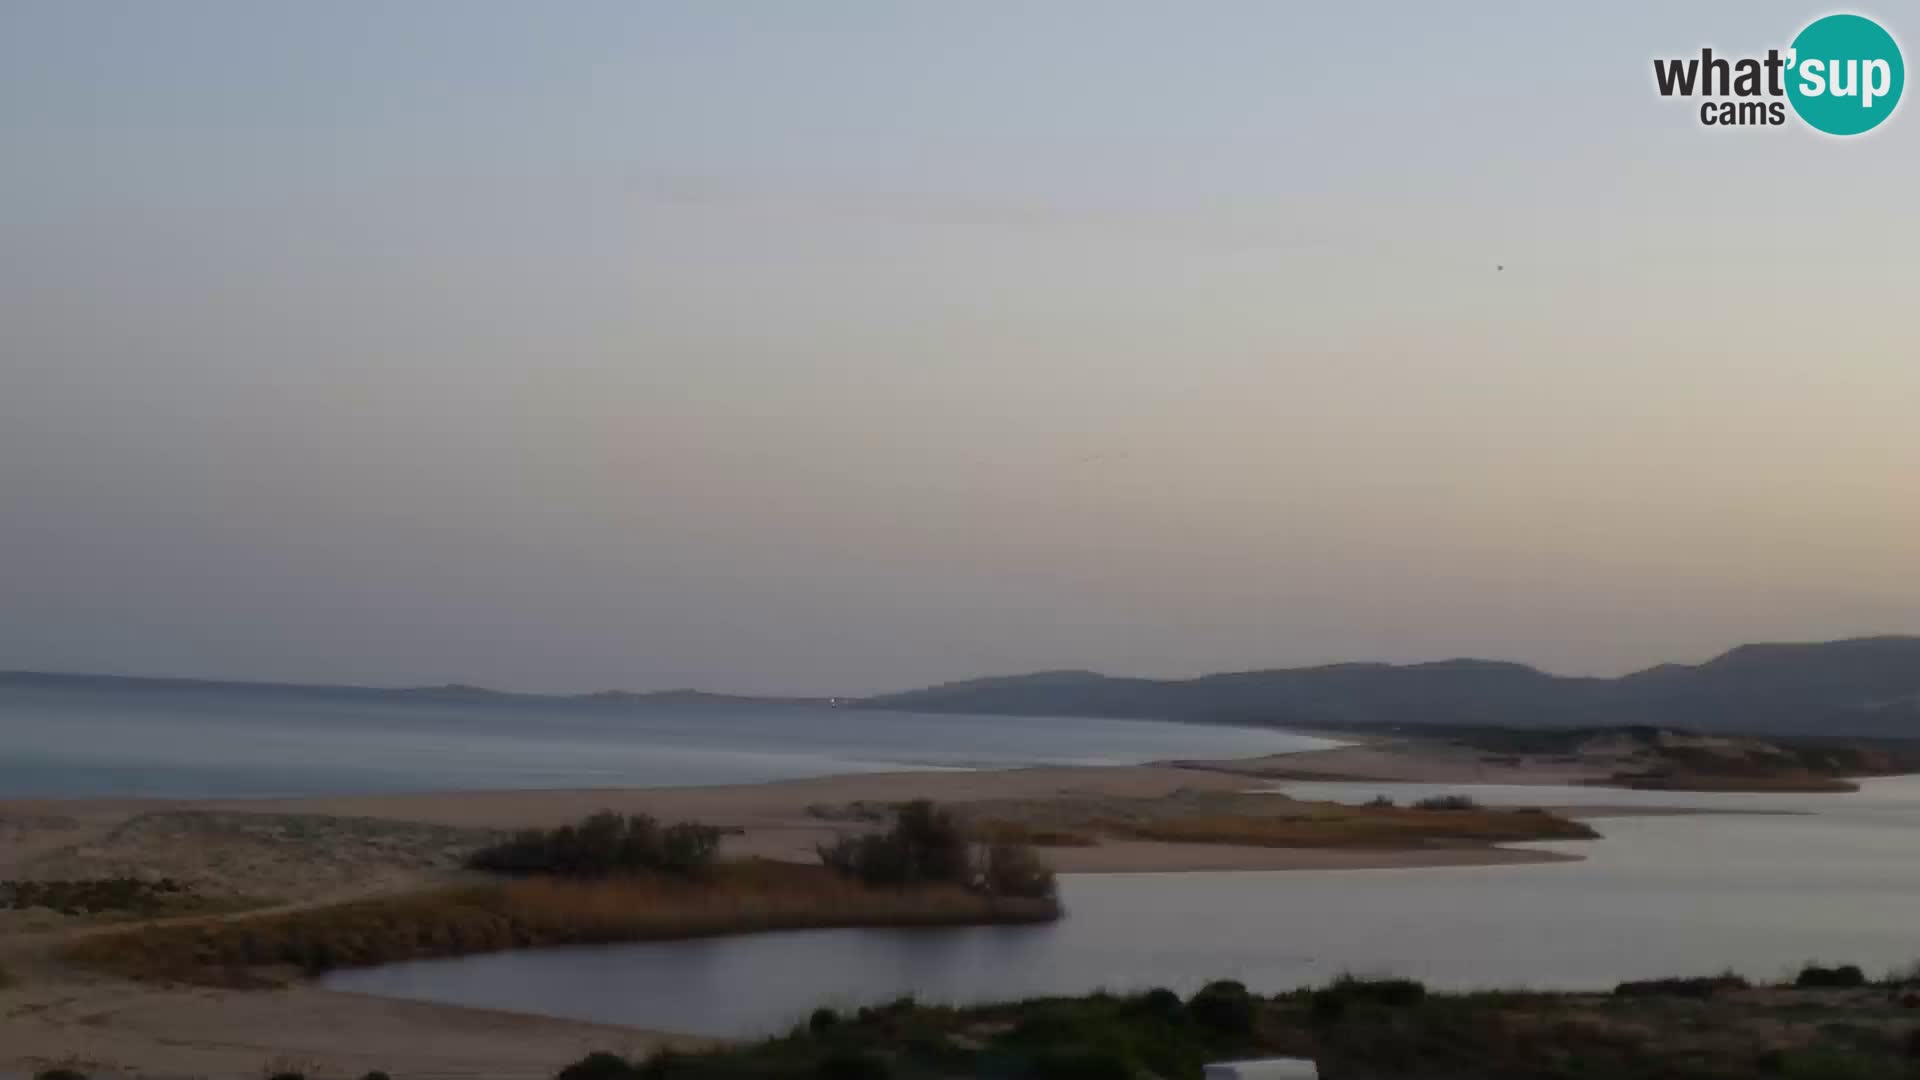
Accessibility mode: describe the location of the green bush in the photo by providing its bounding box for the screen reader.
[1329,975,1427,1007]
[814,1051,892,1080]
[809,1006,841,1035]
[1024,1049,1136,1080]
[1615,974,1749,998]
[1188,980,1255,1035]
[1134,987,1185,1021]
[979,840,1058,900]
[556,1051,643,1080]
[819,800,1053,899]
[468,813,721,878]
[1795,964,1867,989]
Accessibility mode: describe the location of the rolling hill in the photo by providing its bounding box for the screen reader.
[858,636,1920,738]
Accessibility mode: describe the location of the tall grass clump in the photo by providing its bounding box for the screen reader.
[818,800,1056,900]
[467,811,722,877]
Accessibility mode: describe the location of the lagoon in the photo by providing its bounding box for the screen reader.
[324,775,1920,1036]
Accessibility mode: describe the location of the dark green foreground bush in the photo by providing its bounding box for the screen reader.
[1615,974,1750,998]
[1796,964,1868,989]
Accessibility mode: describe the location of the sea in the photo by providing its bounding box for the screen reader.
[0,675,1329,798]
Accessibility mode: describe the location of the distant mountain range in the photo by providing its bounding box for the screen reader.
[856,636,1920,738]
[4,635,1917,738]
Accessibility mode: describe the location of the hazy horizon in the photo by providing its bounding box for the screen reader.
[4,3,1915,696]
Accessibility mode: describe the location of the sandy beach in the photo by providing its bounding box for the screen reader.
[0,746,1643,1079]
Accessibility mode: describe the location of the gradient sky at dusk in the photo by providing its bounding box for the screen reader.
[3,2,1915,693]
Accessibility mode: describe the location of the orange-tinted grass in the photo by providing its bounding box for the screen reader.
[970,821,1100,847]
[62,861,1060,988]
[1106,806,1596,849]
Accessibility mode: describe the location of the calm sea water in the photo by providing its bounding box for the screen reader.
[325,776,1920,1036]
[0,680,1330,798]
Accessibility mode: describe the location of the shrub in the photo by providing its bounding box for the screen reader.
[266,1073,306,1080]
[819,800,1054,900]
[36,1071,89,1080]
[1365,795,1396,807]
[814,1051,892,1080]
[1413,794,1480,811]
[1615,974,1749,999]
[1024,1049,1135,1080]
[468,813,722,878]
[1135,987,1185,1021]
[1309,990,1347,1023]
[979,841,1057,900]
[359,1073,392,1080]
[809,1006,841,1035]
[557,1051,643,1080]
[1329,975,1427,1007]
[1188,980,1255,1035]
[1796,964,1867,989]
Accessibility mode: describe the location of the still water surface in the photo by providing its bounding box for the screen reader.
[325,776,1920,1036]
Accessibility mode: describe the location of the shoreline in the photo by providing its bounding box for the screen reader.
[3,757,1620,877]
[0,743,1868,1078]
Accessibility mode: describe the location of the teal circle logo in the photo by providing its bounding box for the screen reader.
[1787,14,1904,135]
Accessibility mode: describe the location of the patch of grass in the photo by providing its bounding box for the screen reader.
[63,861,1059,986]
[968,821,1100,847]
[1106,803,1595,849]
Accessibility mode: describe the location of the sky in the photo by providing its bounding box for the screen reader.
[1,2,1915,695]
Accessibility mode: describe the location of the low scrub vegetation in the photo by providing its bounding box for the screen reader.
[819,800,1057,900]
[467,812,724,877]
[1,876,210,916]
[1615,973,1750,999]
[967,820,1099,847]
[1794,963,1868,989]
[547,969,1920,1079]
[63,861,1058,987]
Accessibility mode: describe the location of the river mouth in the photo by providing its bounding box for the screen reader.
[321,775,1920,1037]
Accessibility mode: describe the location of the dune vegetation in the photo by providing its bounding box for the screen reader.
[538,966,1920,1080]
[63,862,1058,987]
[65,804,1060,987]
[944,790,1598,853]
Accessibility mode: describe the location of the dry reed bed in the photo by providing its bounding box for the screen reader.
[952,791,1597,850]
[63,862,1060,987]
[1110,805,1597,848]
